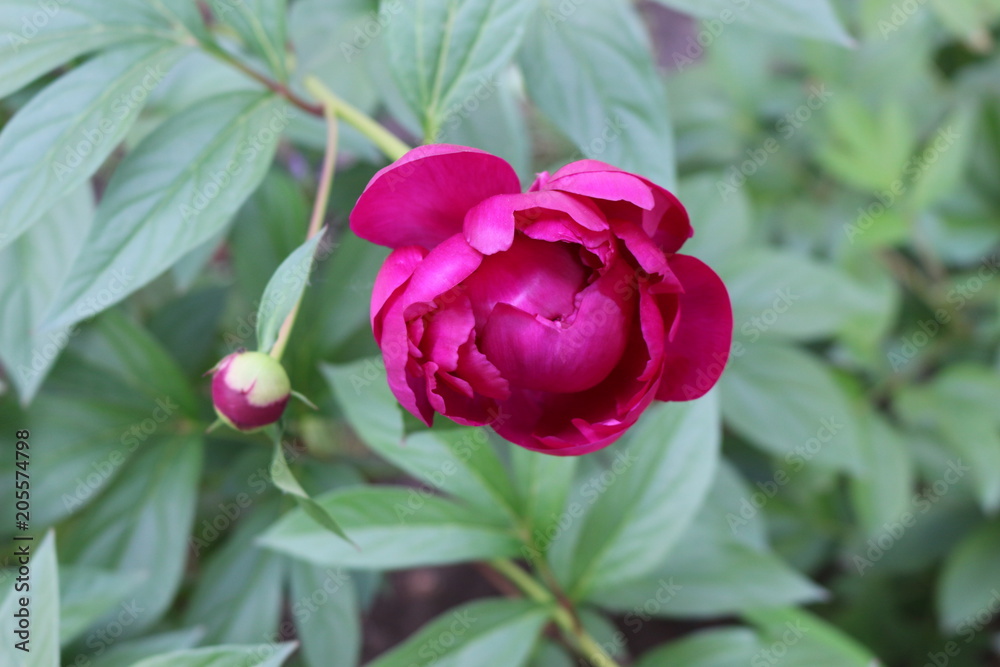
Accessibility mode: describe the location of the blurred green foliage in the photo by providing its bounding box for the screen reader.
[1,0,1000,665]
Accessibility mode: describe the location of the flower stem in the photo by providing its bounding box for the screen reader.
[304,76,411,162]
[204,44,323,117]
[268,81,339,363]
[489,559,623,667]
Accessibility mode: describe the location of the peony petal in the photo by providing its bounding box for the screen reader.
[480,261,632,394]
[610,220,682,294]
[546,170,656,210]
[656,254,733,402]
[371,245,426,334]
[350,144,521,250]
[422,298,475,373]
[376,236,481,427]
[462,235,586,327]
[545,159,693,253]
[464,190,608,255]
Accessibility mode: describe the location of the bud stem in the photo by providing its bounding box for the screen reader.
[304,76,411,162]
[269,78,340,363]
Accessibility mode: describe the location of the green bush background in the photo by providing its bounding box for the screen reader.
[1,0,1000,665]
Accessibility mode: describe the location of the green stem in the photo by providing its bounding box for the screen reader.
[305,76,411,161]
[268,82,339,363]
[203,44,324,117]
[489,559,622,667]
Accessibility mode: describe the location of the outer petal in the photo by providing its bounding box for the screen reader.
[655,254,733,402]
[377,236,483,425]
[350,144,521,250]
[543,160,693,253]
[371,245,426,335]
[463,190,608,254]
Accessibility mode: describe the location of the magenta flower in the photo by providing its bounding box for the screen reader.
[351,145,732,456]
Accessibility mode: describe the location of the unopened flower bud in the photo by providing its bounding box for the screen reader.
[210,350,290,431]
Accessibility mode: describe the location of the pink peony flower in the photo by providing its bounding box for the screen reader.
[350,145,732,456]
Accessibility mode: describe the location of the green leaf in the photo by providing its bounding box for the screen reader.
[59,436,203,636]
[722,343,862,474]
[131,642,298,667]
[849,412,915,539]
[45,92,288,331]
[386,0,538,140]
[256,233,324,353]
[17,311,195,528]
[260,487,521,569]
[78,310,200,418]
[676,174,751,268]
[650,0,854,45]
[289,561,360,667]
[0,42,184,252]
[722,250,873,343]
[896,368,1000,513]
[437,67,530,177]
[183,499,286,644]
[269,438,354,545]
[634,628,762,667]
[59,566,144,646]
[818,95,915,191]
[567,392,721,599]
[215,0,289,80]
[303,232,389,357]
[288,0,382,115]
[743,607,878,666]
[0,186,94,404]
[321,358,404,452]
[910,106,977,210]
[510,446,578,558]
[367,598,551,667]
[593,460,825,617]
[520,0,676,188]
[929,0,1000,49]
[0,0,189,99]
[937,521,1000,633]
[0,530,59,667]
[327,362,519,517]
[230,168,310,304]
[89,629,204,667]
